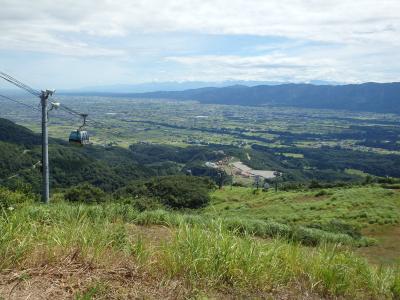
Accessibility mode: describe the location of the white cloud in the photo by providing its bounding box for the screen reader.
[0,0,399,84]
[165,41,400,83]
[165,53,334,82]
[1,0,400,53]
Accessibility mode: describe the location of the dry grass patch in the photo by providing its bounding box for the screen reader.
[0,259,189,299]
[358,225,400,265]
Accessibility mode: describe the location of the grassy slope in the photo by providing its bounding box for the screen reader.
[206,185,400,264]
[207,186,400,226]
[1,200,399,299]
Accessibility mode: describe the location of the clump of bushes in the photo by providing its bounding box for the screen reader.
[116,175,214,209]
[307,219,362,240]
[381,183,400,190]
[220,216,373,247]
[64,183,106,203]
[120,196,163,212]
[0,186,34,209]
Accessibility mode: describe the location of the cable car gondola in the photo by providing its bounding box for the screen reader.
[69,113,90,145]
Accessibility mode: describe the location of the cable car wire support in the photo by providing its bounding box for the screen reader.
[0,71,54,203]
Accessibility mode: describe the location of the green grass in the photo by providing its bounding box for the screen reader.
[0,199,399,299]
[0,204,136,269]
[161,224,399,298]
[207,186,400,228]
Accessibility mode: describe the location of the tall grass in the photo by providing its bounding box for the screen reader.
[160,223,399,299]
[0,203,144,269]
[0,199,373,256]
[126,208,375,246]
[0,202,399,298]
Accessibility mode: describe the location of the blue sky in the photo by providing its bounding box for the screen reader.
[0,0,399,89]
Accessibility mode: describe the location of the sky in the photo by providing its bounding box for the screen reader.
[0,0,399,89]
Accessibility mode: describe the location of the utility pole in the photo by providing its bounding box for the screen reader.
[255,175,260,190]
[0,72,56,204]
[217,171,223,189]
[40,90,54,204]
[273,171,283,192]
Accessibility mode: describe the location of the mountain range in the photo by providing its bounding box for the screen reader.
[62,80,339,94]
[107,82,400,114]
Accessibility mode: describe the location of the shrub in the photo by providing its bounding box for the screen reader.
[118,176,214,209]
[120,196,162,212]
[381,183,400,190]
[64,183,106,203]
[314,189,333,197]
[147,176,213,209]
[0,186,34,209]
[308,219,362,240]
[309,180,322,189]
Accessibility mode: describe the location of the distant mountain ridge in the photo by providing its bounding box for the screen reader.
[60,79,340,94]
[117,82,400,114]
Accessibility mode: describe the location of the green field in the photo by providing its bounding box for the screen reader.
[207,186,400,228]
[2,96,400,154]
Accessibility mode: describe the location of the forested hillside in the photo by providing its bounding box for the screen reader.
[0,118,228,192]
[2,118,400,195]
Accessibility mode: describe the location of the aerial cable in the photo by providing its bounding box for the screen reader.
[57,104,120,133]
[0,72,41,97]
[0,94,40,112]
[57,106,81,118]
[58,103,85,117]
[0,93,81,135]
[50,109,82,125]
[55,99,119,132]
[0,94,79,134]
[0,92,121,142]
[0,71,121,146]
[86,118,110,128]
